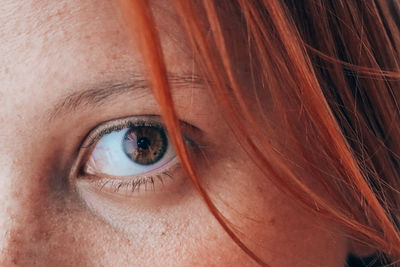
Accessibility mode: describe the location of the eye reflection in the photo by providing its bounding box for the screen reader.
[123,125,168,165]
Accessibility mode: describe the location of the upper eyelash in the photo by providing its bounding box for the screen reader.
[81,116,205,150]
[82,118,165,148]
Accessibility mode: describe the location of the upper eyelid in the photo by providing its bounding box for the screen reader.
[81,115,164,148]
[80,115,204,149]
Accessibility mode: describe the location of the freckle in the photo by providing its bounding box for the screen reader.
[268,218,276,226]
[161,232,166,236]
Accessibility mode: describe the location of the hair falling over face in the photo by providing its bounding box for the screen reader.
[119,0,400,266]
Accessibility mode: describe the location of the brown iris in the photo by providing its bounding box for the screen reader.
[122,125,168,165]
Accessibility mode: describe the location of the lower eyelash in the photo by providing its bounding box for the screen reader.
[91,163,178,195]
[100,141,206,194]
[98,171,174,193]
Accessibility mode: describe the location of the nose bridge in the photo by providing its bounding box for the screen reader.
[0,95,61,264]
[0,153,45,265]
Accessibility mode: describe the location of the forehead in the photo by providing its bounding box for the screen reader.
[0,0,187,62]
[0,1,198,163]
[0,1,127,103]
[0,1,190,118]
[1,1,127,64]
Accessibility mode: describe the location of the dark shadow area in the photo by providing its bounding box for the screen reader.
[346,254,394,267]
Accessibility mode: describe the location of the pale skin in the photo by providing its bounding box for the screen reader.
[0,1,373,266]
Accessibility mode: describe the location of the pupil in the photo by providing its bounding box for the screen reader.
[137,137,151,150]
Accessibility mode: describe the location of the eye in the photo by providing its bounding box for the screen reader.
[85,121,176,178]
[75,115,202,195]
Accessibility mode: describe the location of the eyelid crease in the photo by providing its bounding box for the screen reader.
[82,117,164,148]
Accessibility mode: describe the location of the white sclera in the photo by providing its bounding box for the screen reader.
[86,127,176,177]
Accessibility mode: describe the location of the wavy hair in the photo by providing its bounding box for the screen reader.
[118,1,400,266]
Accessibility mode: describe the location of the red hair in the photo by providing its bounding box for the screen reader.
[119,0,400,265]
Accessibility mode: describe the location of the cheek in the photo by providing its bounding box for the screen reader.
[68,176,349,267]
[47,187,250,266]
[190,125,350,266]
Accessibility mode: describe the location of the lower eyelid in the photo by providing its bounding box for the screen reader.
[78,159,181,196]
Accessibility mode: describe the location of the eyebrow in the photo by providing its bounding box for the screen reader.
[49,74,205,121]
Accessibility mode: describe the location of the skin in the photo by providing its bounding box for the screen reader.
[0,1,371,266]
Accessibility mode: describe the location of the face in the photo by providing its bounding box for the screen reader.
[0,1,357,266]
